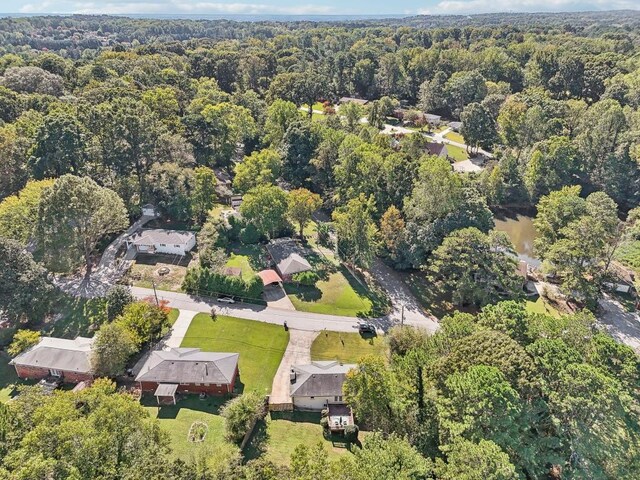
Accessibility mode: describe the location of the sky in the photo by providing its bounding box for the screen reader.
[6,0,640,16]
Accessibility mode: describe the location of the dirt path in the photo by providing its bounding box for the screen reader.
[269,330,318,404]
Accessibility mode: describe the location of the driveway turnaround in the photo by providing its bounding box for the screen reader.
[131,286,439,334]
[269,330,318,405]
[164,309,198,348]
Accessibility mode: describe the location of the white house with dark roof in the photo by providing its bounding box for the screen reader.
[134,347,239,404]
[10,336,94,383]
[289,361,356,410]
[126,229,196,256]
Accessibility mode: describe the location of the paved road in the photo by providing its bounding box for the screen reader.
[598,295,640,352]
[132,286,438,334]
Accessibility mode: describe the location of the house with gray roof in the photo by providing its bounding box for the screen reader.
[126,229,196,256]
[289,361,356,410]
[10,336,95,383]
[134,348,239,404]
[266,238,312,280]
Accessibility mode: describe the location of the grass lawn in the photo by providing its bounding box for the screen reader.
[285,268,380,317]
[225,244,267,281]
[245,411,358,465]
[142,395,237,461]
[615,240,640,272]
[43,292,103,339]
[168,308,180,325]
[447,144,470,162]
[0,352,19,403]
[524,297,560,317]
[311,331,386,363]
[181,314,289,394]
[444,131,465,143]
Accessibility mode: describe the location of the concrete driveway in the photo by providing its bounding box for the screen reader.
[264,284,295,310]
[598,295,640,352]
[269,330,318,404]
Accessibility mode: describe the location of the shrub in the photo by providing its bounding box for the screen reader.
[320,416,329,431]
[8,329,40,357]
[105,285,134,322]
[220,391,266,443]
[292,270,320,286]
[239,223,261,244]
[183,267,263,301]
[344,424,359,442]
[114,301,170,348]
[317,223,333,248]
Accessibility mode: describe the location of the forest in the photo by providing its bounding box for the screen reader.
[1,10,640,479]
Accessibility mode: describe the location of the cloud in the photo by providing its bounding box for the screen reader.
[65,0,334,15]
[19,1,52,13]
[418,0,639,14]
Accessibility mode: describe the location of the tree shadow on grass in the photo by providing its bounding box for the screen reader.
[285,283,323,302]
[141,394,228,420]
[242,418,270,462]
[339,266,390,318]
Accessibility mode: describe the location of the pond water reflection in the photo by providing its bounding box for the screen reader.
[494,214,540,267]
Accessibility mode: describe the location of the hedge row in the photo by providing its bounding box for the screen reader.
[182,267,264,300]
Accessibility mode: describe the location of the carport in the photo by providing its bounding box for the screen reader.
[258,269,283,286]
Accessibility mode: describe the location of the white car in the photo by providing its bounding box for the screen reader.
[217,297,236,304]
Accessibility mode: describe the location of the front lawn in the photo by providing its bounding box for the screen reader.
[167,308,180,325]
[244,411,357,465]
[444,131,465,143]
[447,144,470,162]
[181,314,289,394]
[129,253,194,292]
[311,331,386,363]
[142,395,237,461]
[285,267,382,317]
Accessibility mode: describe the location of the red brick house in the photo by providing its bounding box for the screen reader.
[9,336,94,383]
[134,348,239,405]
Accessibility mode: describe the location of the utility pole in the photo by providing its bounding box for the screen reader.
[152,280,159,306]
[401,304,405,328]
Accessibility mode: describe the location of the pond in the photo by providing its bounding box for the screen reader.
[494,214,540,267]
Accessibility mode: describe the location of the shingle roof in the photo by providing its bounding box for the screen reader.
[266,239,312,276]
[426,142,446,156]
[134,348,239,385]
[290,361,356,397]
[129,229,195,247]
[9,336,94,374]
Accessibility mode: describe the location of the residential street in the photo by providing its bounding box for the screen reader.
[131,286,439,334]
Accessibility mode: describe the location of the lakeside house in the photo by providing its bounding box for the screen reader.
[10,336,94,383]
[289,361,355,410]
[134,348,239,404]
[126,229,196,256]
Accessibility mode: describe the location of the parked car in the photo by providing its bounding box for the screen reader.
[358,322,376,334]
[217,297,236,304]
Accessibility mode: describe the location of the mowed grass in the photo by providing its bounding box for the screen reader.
[225,244,267,281]
[0,352,19,403]
[181,313,289,394]
[142,395,237,461]
[447,144,470,162]
[444,131,465,143]
[245,411,357,465]
[524,297,560,317]
[285,270,374,317]
[615,240,640,272]
[167,308,180,325]
[311,331,386,363]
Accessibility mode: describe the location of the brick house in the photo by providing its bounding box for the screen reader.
[9,336,94,383]
[134,348,239,405]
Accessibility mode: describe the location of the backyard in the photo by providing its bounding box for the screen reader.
[245,411,357,465]
[180,313,289,394]
[311,331,387,363]
[447,144,470,162]
[129,253,195,292]
[224,243,267,281]
[0,351,19,403]
[142,395,236,461]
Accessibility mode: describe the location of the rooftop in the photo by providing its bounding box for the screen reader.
[128,229,195,246]
[266,238,312,276]
[134,348,239,385]
[426,142,447,156]
[10,336,94,374]
[290,361,356,398]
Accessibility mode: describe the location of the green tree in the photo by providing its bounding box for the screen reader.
[0,238,52,326]
[287,188,322,239]
[35,175,128,273]
[0,179,54,244]
[460,102,498,154]
[524,136,580,201]
[233,149,282,193]
[91,322,136,377]
[263,99,299,147]
[199,102,256,166]
[105,285,134,322]
[8,329,41,357]
[191,166,217,223]
[114,301,170,348]
[240,185,289,239]
[435,438,518,480]
[332,194,378,268]
[220,391,265,443]
[428,228,522,307]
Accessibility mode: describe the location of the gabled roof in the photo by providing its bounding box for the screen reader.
[339,97,368,105]
[10,336,94,374]
[134,348,239,385]
[266,239,312,276]
[258,269,283,285]
[279,254,312,276]
[290,361,356,398]
[426,142,447,156]
[128,229,195,247]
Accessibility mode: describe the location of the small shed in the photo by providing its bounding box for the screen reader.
[221,267,242,278]
[258,269,283,286]
[154,383,179,405]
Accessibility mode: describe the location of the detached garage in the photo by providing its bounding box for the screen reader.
[127,229,196,256]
